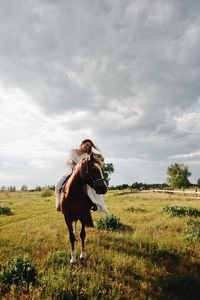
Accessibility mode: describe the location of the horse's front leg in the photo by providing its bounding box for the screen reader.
[80,222,87,260]
[65,216,77,264]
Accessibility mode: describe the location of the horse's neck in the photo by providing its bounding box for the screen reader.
[67,172,84,194]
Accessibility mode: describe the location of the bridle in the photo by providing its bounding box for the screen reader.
[85,161,106,189]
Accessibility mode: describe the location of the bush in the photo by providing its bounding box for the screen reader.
[187,220,200,241]
[0,256,37,288]
[163,206,200,217]
[96,214,125,231]
[41,188,52,197]
[0,206,13,215]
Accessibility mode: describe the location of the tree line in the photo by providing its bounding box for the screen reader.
[0,162,199,192]
[0,185,55,193]
[111,162,200,190]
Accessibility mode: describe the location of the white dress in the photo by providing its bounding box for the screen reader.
[55,149,108,214]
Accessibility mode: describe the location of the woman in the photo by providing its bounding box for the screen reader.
[55,139,109,215]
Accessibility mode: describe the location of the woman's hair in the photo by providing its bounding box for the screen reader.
[80,139,100,154]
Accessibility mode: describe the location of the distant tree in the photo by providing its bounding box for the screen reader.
[8,186,16,192]
[35,186,42,191]
[108,185,115,190]
[48,185,55,190]
[103,163,114,186]
[21,185,28,192]
[121,184,129,189]
[131,182,141,189]
[0,186,6,192]
[131,182,146,189]
[197,178,200,188]
[96,154,114,186]
[161,183,169,189]
[167,163,191,189]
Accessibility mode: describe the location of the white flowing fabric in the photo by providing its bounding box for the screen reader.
[87,185,109,214]
[55,149,108,214]
[68,149,89,168]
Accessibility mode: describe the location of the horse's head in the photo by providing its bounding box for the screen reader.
[79,153,108,194]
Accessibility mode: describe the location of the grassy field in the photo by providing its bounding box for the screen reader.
[0,190,200,299]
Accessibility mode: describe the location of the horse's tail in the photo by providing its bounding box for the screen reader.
[85,211,94,227]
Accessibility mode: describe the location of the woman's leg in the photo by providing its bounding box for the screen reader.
[55,175,69,211]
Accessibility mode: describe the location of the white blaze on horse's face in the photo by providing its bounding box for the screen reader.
[94,163,103,177]
[91,162,107,194]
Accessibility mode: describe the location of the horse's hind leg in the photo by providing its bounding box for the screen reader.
[80,222,87,260]
[65,217,77,264]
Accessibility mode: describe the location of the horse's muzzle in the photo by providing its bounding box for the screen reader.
[94,182,108,194]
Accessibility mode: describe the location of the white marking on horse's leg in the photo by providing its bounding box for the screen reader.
[80,250,87,260]
[70,250,77,264]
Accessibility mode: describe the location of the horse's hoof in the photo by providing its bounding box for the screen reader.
[70,257,77,264]
[70,252,77,264]
[80,251,87,260]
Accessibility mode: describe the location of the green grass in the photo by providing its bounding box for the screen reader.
[0,190,200,299]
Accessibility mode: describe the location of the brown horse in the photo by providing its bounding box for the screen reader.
[61,153,107,263]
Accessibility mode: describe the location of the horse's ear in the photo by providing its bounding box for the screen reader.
[90,152,94,160]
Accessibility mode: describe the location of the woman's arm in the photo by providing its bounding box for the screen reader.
[66,150,76,170]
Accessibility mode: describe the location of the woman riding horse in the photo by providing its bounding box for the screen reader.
[61,153,107,263]
[55,139,108,214]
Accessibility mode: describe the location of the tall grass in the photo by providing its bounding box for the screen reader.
[0,190,200,299]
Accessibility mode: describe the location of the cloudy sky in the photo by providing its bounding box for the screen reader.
[0,0,200,188]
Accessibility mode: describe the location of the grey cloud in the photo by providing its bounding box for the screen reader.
[1,0,200,116]
[1,0,200,186]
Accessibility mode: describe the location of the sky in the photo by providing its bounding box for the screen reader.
[0,0,200,189]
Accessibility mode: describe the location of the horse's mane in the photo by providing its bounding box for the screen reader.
[92,154,103,167]
[76,153,102,169]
